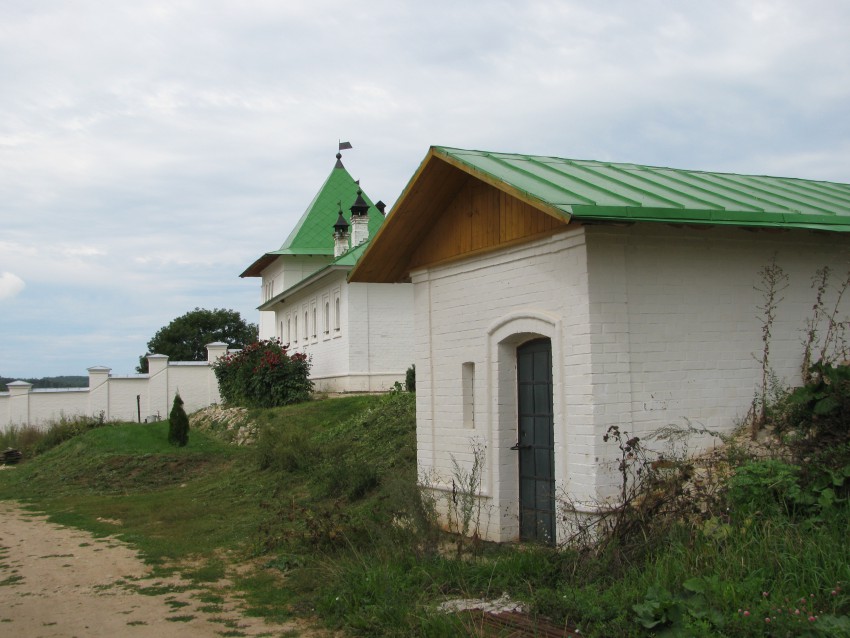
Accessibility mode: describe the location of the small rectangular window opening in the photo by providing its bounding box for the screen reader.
[462,362,475,429]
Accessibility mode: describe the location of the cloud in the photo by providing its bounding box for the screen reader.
[0,272,25,300]
[0,0,848,377]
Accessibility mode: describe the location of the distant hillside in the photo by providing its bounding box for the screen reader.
[1,376,89,392]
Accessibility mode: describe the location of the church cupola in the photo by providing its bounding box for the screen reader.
[333,203,350,258]
[350,186,370,247]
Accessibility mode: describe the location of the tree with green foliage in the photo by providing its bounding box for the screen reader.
[168,392,189,447]
[1,376,89,391]
[213,338,312,408]
[137,308,258,373]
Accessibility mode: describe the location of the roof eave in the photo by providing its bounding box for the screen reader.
[258,265,350,311]
[240,253,279,278]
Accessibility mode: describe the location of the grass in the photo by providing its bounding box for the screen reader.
[1,392,849,637]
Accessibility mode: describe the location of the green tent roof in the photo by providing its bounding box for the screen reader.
[434,147,850,231]
[240,158,386,277]
[276,162,385,255]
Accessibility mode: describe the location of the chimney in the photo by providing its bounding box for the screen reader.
[333,204,350,258]
[350,186,370,247]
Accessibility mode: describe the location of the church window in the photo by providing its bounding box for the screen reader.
[334,296,341,332]
[324,301,330,334]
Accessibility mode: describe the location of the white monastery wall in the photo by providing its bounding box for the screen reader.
[347,282,415,391]
[21,389,89,426]
[413,224,850,543]
[585,225,850,498]
[0,344,229,432]
[99,377,150,423]
[258,256,332,340]
[166,363,222,415]
[412,228,592,542]
[273,270,350,392]
[258,311,277,341]
[274,270,414,393]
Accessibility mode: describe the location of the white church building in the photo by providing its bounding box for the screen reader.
[240,151,413,393]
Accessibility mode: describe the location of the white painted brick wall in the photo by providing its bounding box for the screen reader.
[414,223,850,542]
[258,255,333,340]
[413,227,593,542]
[586,224,850,498]
[271,270,414,393]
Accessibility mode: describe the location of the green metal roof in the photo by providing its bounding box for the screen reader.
[240,158,387,277]
[277,162,385,255]
[434,147,850,231]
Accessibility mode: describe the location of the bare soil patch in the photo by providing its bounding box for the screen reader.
[0,501,326,637]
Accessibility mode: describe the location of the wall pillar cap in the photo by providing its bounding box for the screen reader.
[87,366,112,373]
[206,342,229,363]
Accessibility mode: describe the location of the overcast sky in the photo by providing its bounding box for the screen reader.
[2,0,849,378]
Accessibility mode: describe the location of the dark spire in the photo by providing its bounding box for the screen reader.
[375,200,386,216]
[350,188,369,217]
[333,203,349,235]
[335,141,352,169]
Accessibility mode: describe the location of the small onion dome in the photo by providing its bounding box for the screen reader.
[333,204,349,236]
[334,152,344,169]
[350,188,369,217]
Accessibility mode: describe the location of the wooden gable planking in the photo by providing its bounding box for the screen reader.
[409,177,568,271]
[349,154,468,282]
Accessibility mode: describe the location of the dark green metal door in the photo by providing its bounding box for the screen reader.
[515,338,555,543]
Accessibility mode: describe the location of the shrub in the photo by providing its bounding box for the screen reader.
[782,361,850,449]
[726,459,803,517]
[404,364,415,393]
[168,392,189,447]
[213,338,312,408]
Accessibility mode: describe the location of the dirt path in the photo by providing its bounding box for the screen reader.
[0,501,321,637]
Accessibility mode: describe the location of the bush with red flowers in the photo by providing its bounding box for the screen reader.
[212,338,312,408]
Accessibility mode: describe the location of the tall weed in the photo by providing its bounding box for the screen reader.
[1,412,115,461]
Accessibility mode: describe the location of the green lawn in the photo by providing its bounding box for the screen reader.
[2,393,849,637]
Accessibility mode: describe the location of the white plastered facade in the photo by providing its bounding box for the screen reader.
[259,264,414,393]
[414,223,850,543]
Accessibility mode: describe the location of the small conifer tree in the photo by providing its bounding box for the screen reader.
[168,392,189,447]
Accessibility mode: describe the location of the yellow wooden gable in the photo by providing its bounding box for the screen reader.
[350,148,569,282]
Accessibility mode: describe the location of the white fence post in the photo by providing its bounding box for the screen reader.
[7,381,32,426]
[87,366,111,420]
[147,354,170,420]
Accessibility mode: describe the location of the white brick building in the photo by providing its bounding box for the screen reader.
[350,146,850,543]
[240,151,413,393]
